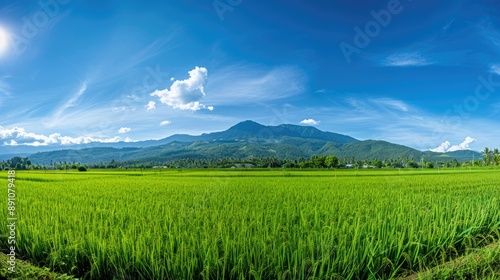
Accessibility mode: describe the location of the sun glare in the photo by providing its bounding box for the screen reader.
[0,27,9,55]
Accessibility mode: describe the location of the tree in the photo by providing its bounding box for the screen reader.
[371,159,383,168]
[493,148,500,166]
[78,166,87,172]
[311,156,326,168]
[325,155,339,168]
[482,147,492,166]
[107,159,118,169]
[407,161,419,168]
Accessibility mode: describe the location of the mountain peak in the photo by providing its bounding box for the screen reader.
[228,120,266,132]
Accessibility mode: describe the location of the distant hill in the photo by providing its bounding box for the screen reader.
[27,121,482,165]
[0,153,31,161]
[2,120,358,155]
[159,120,359,144]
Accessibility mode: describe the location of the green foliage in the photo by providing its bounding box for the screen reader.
[0,156,32,170]
[406,242,500,279]
[407,161,419,168]
[0,253,76,279]
[325,155,339,168]
[2,169,500,279]
[370,159,383,168]
[28,139,484,166]
[77,166,87,172]
[297,155,339,168]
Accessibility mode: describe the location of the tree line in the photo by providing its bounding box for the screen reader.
[2,148,500,170]
[481,148,500,166]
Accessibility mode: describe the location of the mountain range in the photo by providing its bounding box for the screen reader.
[22,120,482,165]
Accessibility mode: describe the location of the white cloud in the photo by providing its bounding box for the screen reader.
[0,127,59,146]
[151,66,212,111]
[118,127,131,134]
[57,135,121,145]
[300,119,320,125]
[384,52,433,67]
[447,136,476,152]
[160,120,172,126]
[5,140,17,146]
[145,101,156,111]
[430,137,476,153]
[124,137,136,143]
[429,140,451,153]
[0,126,129,146]
[207,106,214,111]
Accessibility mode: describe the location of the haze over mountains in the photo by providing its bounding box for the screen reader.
[19,121,481,165]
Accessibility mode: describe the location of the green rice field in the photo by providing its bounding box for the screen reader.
[1,168,500,279]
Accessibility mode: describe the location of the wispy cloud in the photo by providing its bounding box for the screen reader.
[46,82,88,127]
[383,52,434,67]
[370,98,409,112]
[442,18,456,35]
[374,15,479,68]
[30,93,182,143]
[64,82,87,109]
[0,76,11,96]
[86,34,178,90]
[477,17,500,50]
[204,64,306,105]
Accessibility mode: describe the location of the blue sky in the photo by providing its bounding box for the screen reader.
[0,0,500,152]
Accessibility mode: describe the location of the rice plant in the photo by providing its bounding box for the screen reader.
[1,169,499,279]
